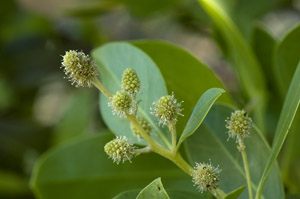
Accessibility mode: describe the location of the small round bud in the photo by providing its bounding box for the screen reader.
[108,91,136,117]
[104,136,135,164]
[192,162,221,193]
[151,93,183,126]
[122,68,140,97]
[61,50,98,87]
[130,116,152,139]
[225,110,252,142]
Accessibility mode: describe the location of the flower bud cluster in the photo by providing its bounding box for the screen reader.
[104,136,135,164]
[61,50,98,87]
[108,91,136,117]
[225,110,252,142]
[151,93,183,126]
[108,68,141,117]
[122,68,141,97]
[192,162,220,193]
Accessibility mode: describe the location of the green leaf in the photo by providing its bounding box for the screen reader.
[274,22,300,99]
[273,22,300,193]
[255,62,300,198]
[114,189,213,199]
[225,185,246,199]
[113,190,140,199]
[52,90,94,145]
[132,40,232,134]
[197,0,267,131]
[184,104,284,199]
[251,24,281,138]
[92,42,171,149]
[177,88,225,149]
[30,132,196,199]
[136,178,169,199]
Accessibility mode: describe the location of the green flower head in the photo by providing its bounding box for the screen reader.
[192,161,221,193]
[108,91,136,117]
[151,93,183,126]
[104,136,135,164]
[122,68,141,97]
[225,110,252,142]
[61,50,98,87]
[130,116,152,139]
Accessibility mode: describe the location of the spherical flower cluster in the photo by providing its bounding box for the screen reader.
[192,162,221,193]
[151,93,183,126]
[61,50,98,87]
[130,116,152,139]
[225,110,252,142]
[104,136,135,164]
[108,91,136,117]
[122,68,140,97]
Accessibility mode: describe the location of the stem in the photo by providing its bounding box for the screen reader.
[169,122,177,153]
[135,146,152,156]
[214,188,227,199]
[239,139,253,199]
[93,78,112,98]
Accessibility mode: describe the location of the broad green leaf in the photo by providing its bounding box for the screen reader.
[251,24,281,138]
[256,62,300,198]
[273,22,300,193]
[274,22,300,99]
[113,190,140,199]
[30,132,197,199]
[136,178,169,199]
[177,88,225,149]
[251,24,278,88]
[225,185,246,199]
[132,40,232,133]
[92,42,171,149]
[197,0,267,131]
[184,104,284,199]
[114,189,213,199]
[52,90,94,145]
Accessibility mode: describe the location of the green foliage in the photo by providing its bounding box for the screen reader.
[256,61,300,198]
[185,104,284,199]
[30,133,195,199]
[92,42,170,148]
[225,186,246,199]
[177,88,224,149]
[132,41,232,133]
[136,178,169,199]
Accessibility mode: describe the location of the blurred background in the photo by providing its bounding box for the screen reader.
[0,0,300,198]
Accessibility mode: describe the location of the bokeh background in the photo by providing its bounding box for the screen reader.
[1,0,300,198]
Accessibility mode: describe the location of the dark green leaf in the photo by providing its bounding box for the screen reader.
[113,190,139,199]
[30,132,196,199]
[177,88,225,149]
[274,22,300,99]
[256,61,300,198]
[136,178,169,199]
[273,22,300,194]
[185,104,284,199]
[225,185,246,199]
[92,42,171,149]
